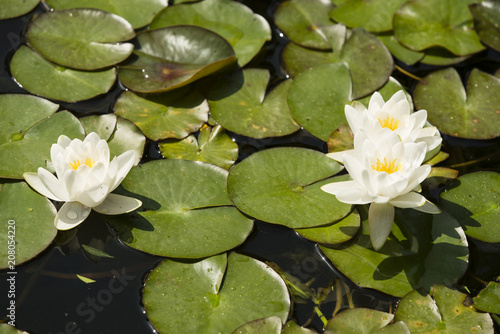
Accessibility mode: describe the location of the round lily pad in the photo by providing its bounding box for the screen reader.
[26,8,135,70]
[439,171,500,242]
[227,147,351,229]
[10,45,117,103]
[395,285,494,333]
[149,0,271,66]
[0,110,85,179]
[0,0,39,19]
[143,252,290,333]
[287,63,351,141]
[114,89,208,140]
[106,159,254,258]
[414,67,500,139]
[232,316,282,334]
[473,281,500,314]
[45,0,168,29]
[207,69,300,138]
[159,124,238,170]
[118,25,236,93]
[274,0,336,50]
[324,308,395,333]
[393,0,485,56]
[330,0,407,32]
[0,182,57,269]
[320,208,469,297]
[470,1,500,53]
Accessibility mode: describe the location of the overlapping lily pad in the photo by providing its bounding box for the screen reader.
[118,26,236,93]
[0,108,84,179]
[114,89,208,140]
[106,159,253,258]
[439,171,500,242]
[470,1,500,52]
[324,308,405,334]
[26,8,135,70]
[376,33,424,65]
[45,0,168,29]
[10,46,117,102]
[395,285,493,333]
[393,0,485,56]
[159,124,238,170]
[207,69,300,138]
[0,0,39,19]
[0,182,57,269]
[274,0,336,50]
[149,0,271,66]
[320,208,469,297]
[143,252,290,333]
[232,316,283,334]
[414,67,500,139]
[473,282,500,314]
[227,147,351,229]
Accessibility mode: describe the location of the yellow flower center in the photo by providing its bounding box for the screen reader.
[69,157,95,170]
[378,116,400,131]
[371,157,402,174]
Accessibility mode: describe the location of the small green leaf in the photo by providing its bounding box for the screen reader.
[81,244,114,258]
[76,274,96,283]
[473,281,500,314]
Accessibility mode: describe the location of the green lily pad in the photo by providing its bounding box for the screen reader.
[159,124,238,170]
[114,89,208,140]
[330,0,407,32]
[227,147,351,229]
[283,28,393,101]
[143,252,290,333]
[274,0,336,50]
[395,285,493,333]
[324,308,395,333]
[0,0,39,19]
[393,0,485,56]
[149,0,271,66]
[295,208,360,245]
[419,47,471,66]
[118,26,236,93]
[207,69,300,138]
[80,114,117,141]
[282,321,317,334]
[320,208,469,297]
[376,33,424,65]
[0,323,30,333]
[414,67,500,139]
[439,171,500,242]
[26,8,135,70]
[45,0,168,29]
[10,45,116,103]
[232,316,283,334]
[0,182,57,269]
[0,110,84,179]
[106,159,253,258]
[470,1,500,52]
[473,281,500,314]
[287,63,351,141]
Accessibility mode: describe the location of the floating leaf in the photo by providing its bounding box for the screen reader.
[76,274,96,283]
[207,69,300,138]
[330,0,407,32]
[473,281,500,314]
[27,8,135,70]
[0,110,84,179]
[81,244,113,258]
[80,114,117,140]
[440,171,500,242]
[143,253,290,333]
[282,321,317,334]
[419,47,471,66]
[395,285,493,333]
[327,123,354,154]
[414,67,500,139]
[376,33,424,65]
[159,124,238,170]
[393,0,485,56]
[0,0,39,19]
[118,26,236,93]
[45,0,168,29]
[114,89,208,140]
[232,316,282,334]
[106,159,253,258]
[321,208,469,297]
[228,147,351,229]
[324,308,394,333]
[10,46,116,102]
[470,1,500,53]
[0,182,57,269]
[274,0,336,50]
[149,0,270,66]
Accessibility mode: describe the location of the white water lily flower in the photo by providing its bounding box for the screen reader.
[328,90,441,162]
[23,132,142,230]
[321,130,440,250]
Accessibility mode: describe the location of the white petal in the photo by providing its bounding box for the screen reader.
[94,193,142,215]
[23,172,62,201]
[37,168,70,201]
[368,202,395,251]
[56,135,72,148]
[96,140,110,164]
[77,183,110,208]
[411,110,427,130]
[413,200,441,214]
[321,180,373,204]
[390,192,426,208]
[84,132,101,145]
[326,150,351,164]
[55,201,91,230]
[368,92,385,110]
[402,165,431,194]
[109,150,135,191]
